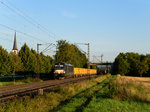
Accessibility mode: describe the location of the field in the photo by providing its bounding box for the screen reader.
[53,75,150,112]
[116,75,150,87]
[114,75,150,102]
[0,75,150,112]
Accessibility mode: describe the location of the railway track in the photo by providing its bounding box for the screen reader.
[0,75,98,102]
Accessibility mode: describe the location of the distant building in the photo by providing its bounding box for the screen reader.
[12,32,18,54]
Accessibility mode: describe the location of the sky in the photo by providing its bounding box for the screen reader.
[0,0,150,62]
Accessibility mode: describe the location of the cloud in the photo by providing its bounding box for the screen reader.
[62,11,78,19]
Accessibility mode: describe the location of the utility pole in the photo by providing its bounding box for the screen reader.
[37,43,42,78]
[100,54,103,63]
[75,43,90,68]
[37,43,42,54]
[87,43,90,69]
[36,43,55,78]
[100,54,104,68]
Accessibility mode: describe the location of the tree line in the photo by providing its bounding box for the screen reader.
[0,43,54,76]
[111,52,150,77]
[0,40,88,76]
[2,40,150,77]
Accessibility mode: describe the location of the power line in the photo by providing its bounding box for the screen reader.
[0,32,12,36]
[1,0,59,40]
[42,45,56,53]
[0,36,22,46]
[74,44,87,54]
[0,36,12,43]
[37,43,56,53]
[0,24,46,43]
[74,43,90,68]
[0,1,37,27]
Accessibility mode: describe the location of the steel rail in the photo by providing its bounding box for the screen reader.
[0,75,98,102]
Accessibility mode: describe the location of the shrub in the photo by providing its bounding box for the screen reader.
[107,79,119,98]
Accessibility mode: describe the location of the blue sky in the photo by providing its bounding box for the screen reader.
[0,0,150,62]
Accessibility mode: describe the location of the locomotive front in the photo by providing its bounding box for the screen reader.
[54,62,66,79]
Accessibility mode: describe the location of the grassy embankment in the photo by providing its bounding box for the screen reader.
[0,75,109,112]
[0,74,150,112]
[83,75,150,112]
[53,75,150,112]
[110,75,150,102]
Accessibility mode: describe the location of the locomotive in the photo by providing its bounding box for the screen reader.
[54,62,97,79]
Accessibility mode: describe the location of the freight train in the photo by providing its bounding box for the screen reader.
[54,62,97,79]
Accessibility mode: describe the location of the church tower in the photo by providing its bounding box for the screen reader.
[12,32,18,54]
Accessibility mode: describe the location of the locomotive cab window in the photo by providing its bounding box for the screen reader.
[60,65,64,69]
[54,65,64,69]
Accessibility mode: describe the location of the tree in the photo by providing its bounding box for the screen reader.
[112,53,130,75]
[55,40,88,68]
[39,53,50,74]
[39,53,54,74]
[125,53,140,76]
[0,46,14,76]
[145,54,150,77]
[31,49,38,74]
[112,52,149,77]
[9,52,23,74]
[19,43,37,74]
[126,53,148,77]
[137,55,149,77]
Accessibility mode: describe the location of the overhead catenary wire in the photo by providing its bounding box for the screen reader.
[5,0,54,35]
[75,44,87,55]
[0,32,12,36]
[0,0,59,40]
[0,0,67,56]
[37,43,56,54]
[0,36,22,45]
[0,1,38,27]
[0,23,46,43]
[41,44,53,53]
[42,45,56,53]
[0,36,12,43]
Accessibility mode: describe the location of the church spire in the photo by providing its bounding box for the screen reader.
[12,31,18,54]
[13,31,18,50]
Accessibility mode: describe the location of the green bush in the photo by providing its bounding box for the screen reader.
[107,79,119,98]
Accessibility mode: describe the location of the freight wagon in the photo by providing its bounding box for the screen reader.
[54,62,97,79]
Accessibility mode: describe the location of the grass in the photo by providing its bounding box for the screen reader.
[53,76,111,112]
[52,75,150,112]
[0,75,109,112]
[113,76,150,102]
[116,75,150,87]
[83,84,150,112]
[0,77,43,86]
[1,74,149,112]
[83,98,150,112]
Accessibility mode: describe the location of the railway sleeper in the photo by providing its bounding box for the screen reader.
[0,75,98,103]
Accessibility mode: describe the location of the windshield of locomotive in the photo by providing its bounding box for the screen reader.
[54,65,64,70]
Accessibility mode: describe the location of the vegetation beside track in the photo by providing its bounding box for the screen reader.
[83,76,150,112]
[109,75,150,102]
[0,75,109,112]
[0,77,43,86]
[0,75,150,112]
[53,75,150,112]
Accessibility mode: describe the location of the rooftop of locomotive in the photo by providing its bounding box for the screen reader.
[55,62,74,67]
